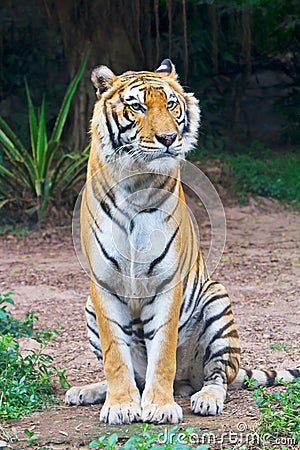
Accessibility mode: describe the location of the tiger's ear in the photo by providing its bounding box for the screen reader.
[155,59,177,78]
[91,66,116,98]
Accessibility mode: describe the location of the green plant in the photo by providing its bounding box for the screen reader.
[228,154,300,204]
[89,424,210,449]
[193,141,300,206]
[24,428,38,444]
[0,292,69,422]
[254,378,300,444]
[269,342,291,352]
[0,53,90,222]
[0,292,55,339]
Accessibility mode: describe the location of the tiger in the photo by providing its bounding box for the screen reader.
[65,59,300,424]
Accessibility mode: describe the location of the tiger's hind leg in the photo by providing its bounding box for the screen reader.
[183,280,240,415]
[65,296,107,406]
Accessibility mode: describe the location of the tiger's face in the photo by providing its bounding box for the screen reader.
[91,59,200,173]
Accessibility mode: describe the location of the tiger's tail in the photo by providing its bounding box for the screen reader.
[229,368,300,390]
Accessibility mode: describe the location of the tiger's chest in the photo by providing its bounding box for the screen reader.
[91,193,178,299]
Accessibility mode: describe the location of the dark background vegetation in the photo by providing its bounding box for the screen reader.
[0,0,299,223]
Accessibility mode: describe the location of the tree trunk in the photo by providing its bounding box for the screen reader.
[46,0,140,151]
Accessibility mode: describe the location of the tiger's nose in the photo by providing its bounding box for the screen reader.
[155,133,177,147]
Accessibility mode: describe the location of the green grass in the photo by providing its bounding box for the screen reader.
[254,378,300,446]
[193,139,300,206]
[0,292,69,422]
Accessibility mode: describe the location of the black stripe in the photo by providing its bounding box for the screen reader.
[89,338,101,351]
[177,220,194,277]
[287,369,300,378]
[199,280,220,301]
[209,358,239,373]
[129,218,135,233]
[92,227,120,271]
[89,266,127,305]
[106,318,132,337]
[178,260,205,333]
[87,322,99,339]
[97,173,132,225]
[129,130,138,142]
[143,320,169,341]
[144,294,157,305]
[204,346,241,367]
[222,329,239,339]
[104,103,118,148]
[147,225,180,275]
[99,199,127,234]
[204,367,227,383]
[131,315,154,326]
[199,304,232,339]
[148,266,179,298]
[263,370,277,387]
[203,319,236,364]
[112,108,135,145]
[202,293,230,312]
[100,199,112,218]
[99,171,117,208]
[179,269,199,330]
[85,306,96,320]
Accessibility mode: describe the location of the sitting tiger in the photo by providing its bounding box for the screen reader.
[66,59,300,424]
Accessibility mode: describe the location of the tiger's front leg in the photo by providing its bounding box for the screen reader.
[141,284,183,424]
[90,283,142,424]
[189,280,240,416]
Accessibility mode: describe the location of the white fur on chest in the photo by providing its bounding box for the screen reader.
[90,189,178,301]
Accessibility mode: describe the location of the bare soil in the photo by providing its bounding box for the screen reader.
[0,196,299,449]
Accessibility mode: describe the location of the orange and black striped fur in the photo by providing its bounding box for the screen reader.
[66,59,300,424]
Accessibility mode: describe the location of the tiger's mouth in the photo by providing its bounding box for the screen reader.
[139,146,180,160]
[113,142,181,165]
[151,149,179,159]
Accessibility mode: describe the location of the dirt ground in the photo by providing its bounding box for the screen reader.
[0,195,299,449]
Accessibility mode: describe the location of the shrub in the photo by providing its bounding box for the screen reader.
[0,292,68,422]
[0,54,90,223]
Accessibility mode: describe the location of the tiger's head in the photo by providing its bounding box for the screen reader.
[90,59,200,173]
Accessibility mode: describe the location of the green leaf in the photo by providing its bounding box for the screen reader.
[36,96,48,177]
[106,433,119,447]
[38,178,51,222]
[51,52,89,143]
[0,117,27,155]
[25,81,38,161]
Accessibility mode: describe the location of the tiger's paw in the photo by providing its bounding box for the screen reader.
[141,402,183,424]
[100,401,142,424]
[65,381,107,406]
[191,385,226,416]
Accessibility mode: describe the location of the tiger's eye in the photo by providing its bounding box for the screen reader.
[130,103,142,112]
[167,100,177,110]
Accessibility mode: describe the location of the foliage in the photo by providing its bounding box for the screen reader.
[0,292,56,340]
[254,378,300,444]
[0,292,69,422]
[1,0,300,152]
[194,140,300,205]
[89,424,209,449]
[0,54,90,222]
[228,153,300,205]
